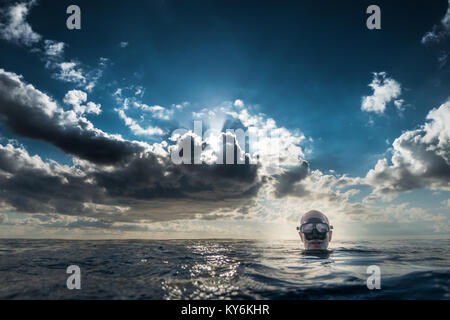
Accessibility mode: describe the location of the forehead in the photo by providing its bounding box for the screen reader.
[301,212,327,224]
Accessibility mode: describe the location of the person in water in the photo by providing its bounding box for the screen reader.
[297,210,333,251]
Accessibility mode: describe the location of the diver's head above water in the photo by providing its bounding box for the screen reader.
[297,210,333,251]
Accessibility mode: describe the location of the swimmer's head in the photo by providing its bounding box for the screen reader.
[297,210,333,251]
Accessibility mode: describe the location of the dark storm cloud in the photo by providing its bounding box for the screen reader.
[92,154,261,201]
[0,143,105,215]
[0,69,144,165]
[0,141,264,223]
[271,160,309,198]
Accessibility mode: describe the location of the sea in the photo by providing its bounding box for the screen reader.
[0,238,449,299]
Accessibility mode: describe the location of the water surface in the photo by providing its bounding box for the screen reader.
[0,239,449,299]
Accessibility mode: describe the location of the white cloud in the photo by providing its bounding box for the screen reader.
[51,60,107,92]
[119,41,129,48]
[54,62,86,85]
[134,86,144,97]
[43,40,65,58]
[84,82,95,92]
[113,88,122,97]
[63,90,86,108]
[133,102,174,120]
[234,99,244,108]
[394,99,404,111]
[0,1,41,46]
[116,105,164,136]
[84,102,101,115]
[363,100,450,201]
[361,72,402,114]
[187,100,307,177]
[173,101,190,110]
[45,56,107,92]
[63,90,101,115]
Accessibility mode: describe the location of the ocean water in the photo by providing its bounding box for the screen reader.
[0,239,449,299]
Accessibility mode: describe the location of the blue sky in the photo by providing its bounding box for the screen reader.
[0,0,449,239]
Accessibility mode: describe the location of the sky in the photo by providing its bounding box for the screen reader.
[0,0,449,240]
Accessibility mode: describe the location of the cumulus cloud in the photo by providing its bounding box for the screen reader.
[63,90,101,115]
[361,72,402,114]
[170,100,315,200]
[421,0,450,44]
[363,100,450,201]
[0,0,41,46]
[63,90,87,109]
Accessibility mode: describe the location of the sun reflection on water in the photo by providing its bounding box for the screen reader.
[161,241,241,299]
